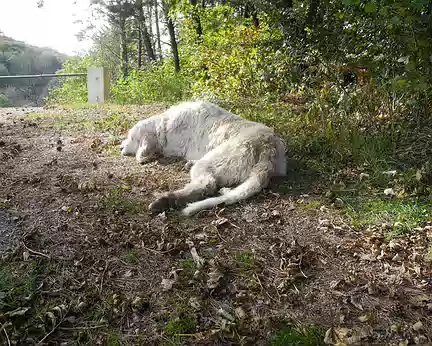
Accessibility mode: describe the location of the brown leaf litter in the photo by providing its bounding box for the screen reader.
[0,107,430,345]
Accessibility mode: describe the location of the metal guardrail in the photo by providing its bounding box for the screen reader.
[0,68,109,105]
[0,73,87,79]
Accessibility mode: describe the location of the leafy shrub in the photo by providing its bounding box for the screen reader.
[0,93,11,107]
[45,56,103,105]
[111,62,191,105]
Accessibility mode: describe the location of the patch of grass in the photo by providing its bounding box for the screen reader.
[178,259,196,280]
[269,326,324,346]
[235,252,257,272]
[106,332,124,346]
[26,112,52,120]
[0,258,56,344]
[305,200,321,209]
[100,187,144,214]
[25,104,157,141]
[343,196,431,237]
[165,315,196,336]
[0,259,48,311]
[126,250,139,265]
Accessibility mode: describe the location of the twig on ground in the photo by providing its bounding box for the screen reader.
[22,242,51,259]
[58,324,108,331]
[298,255,308,279]
[99,259,109,293]
[0,323,11,346]
[37,305,70,345]
[141,245,175,255]
[215,208,240,229]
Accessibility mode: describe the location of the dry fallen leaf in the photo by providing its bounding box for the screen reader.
[358,314,370,322]
[207,268,223,289]
[412,321,423,331]
[191,247,204,268]
[384,188,396,196]
[161,278,175,291]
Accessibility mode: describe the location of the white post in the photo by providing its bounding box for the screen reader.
[87,67,109,104]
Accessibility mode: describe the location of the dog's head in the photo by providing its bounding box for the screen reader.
[120,128,140,157]
[120,119,159,160]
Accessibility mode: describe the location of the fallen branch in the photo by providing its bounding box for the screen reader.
[58,324,108,331]
[0,323,11,346]
[37,305,70,345]
[99,259,109,294]
[22,242,51,259]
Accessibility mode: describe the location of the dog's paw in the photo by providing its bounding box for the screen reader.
[218,187,232,195]
[181,205,195,216]
[148,195,171,213]
[182,160,195,172]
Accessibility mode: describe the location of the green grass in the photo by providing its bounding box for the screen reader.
[0,258,55,344]
[235,252,257,272]
[269,326,324,346]
[342,196,431,237]
[126,250,139,265]
[0,259,48,311]
[165,315,196,336]
[178,259,196,280]
[100,187,144,214]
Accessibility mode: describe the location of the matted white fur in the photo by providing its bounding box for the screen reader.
[120,101,286,215]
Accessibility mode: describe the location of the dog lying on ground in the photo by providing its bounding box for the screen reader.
[120,101,286,215]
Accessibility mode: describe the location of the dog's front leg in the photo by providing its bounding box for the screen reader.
[136,152,159,164]
[136,137,160,164]
[183,160,196,172]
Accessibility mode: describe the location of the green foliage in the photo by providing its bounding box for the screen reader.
[0,34,64,106]
[126,250,139,264]
[269,326,324,346]
[165,314,196,336]
[235,252,257,272]
[0,93,11,107]
[111,62,191,105]
[45,55,102,105]
[178,259,196,279]
[180,7,289,106]
[100,187,144,214]
[342,197,431,236]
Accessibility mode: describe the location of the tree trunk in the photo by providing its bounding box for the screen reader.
[306,0,320,27]
[138,22,143,68]
[190,0,203,38]
[154,0,163,60]
[162,0,180,72]
[119,16,129,78]
[136,0,156,62]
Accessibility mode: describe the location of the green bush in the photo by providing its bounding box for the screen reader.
[45,56,103,105]
[0,93,11,107]
[111,62,191,105]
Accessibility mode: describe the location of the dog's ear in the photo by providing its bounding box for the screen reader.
[136,133,160,163]
[139,132,158,152]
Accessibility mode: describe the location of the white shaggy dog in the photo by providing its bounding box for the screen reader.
[120,101,286,215]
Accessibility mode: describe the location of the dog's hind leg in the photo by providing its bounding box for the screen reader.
[148,171,217,213]
[181,162,271,216]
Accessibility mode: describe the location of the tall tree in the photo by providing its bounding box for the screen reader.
[162,0,180,72]
[90,0,135,78]
[135,0,156,62]
[189,0,203,38]
[154,0,163,60]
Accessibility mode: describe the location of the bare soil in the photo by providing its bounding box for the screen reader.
[0,106,430,345]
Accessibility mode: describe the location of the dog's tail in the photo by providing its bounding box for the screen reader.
[181,163,271,216]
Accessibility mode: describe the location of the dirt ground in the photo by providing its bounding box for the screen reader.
[0,106,431,345]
